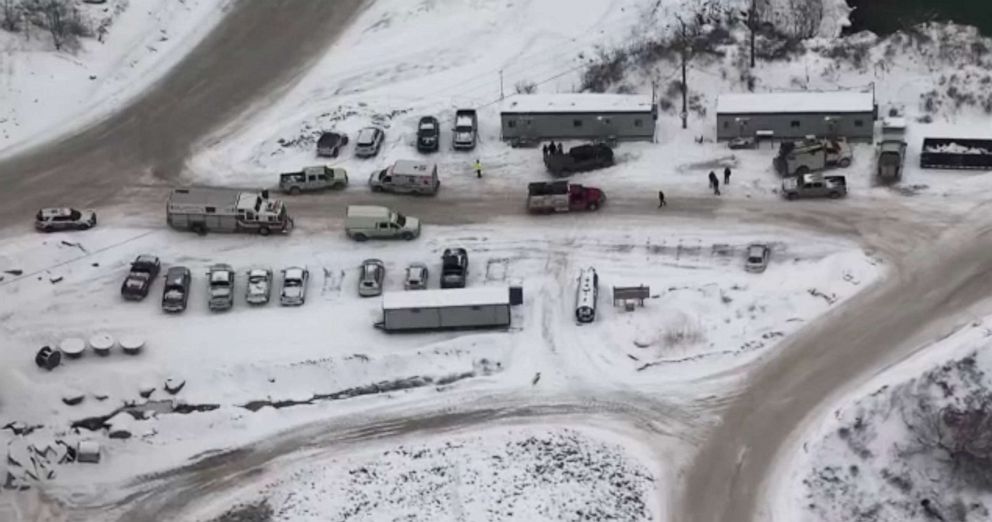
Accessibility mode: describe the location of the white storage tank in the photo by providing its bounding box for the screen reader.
[575,268,599,323]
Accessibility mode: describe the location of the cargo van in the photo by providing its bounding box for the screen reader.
[345,205,421,242]
[369,160,440,195]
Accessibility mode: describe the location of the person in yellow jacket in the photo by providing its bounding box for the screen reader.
[473,159,482,178]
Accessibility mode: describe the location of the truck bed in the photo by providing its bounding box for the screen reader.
[920,137,992,170]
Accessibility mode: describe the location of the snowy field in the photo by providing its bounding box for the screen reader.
[773,316,992,522]
[0,217,878,511]
[182,426,661,522]
[0,0,230,156]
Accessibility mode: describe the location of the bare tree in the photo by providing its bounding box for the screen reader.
[21,0,85,51]
[1,0,22,32]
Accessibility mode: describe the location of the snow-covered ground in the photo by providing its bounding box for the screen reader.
[0,216,878,512]
[182,425,661,522]
[772,315,992,522]
[0,0,231,156]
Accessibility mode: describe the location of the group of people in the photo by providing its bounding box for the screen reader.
[658,166,732,207]
[542,141,564,156]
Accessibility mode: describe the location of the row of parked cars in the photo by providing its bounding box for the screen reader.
[362,248,469,297]
[119,255,311,312]
[314,109,478,159]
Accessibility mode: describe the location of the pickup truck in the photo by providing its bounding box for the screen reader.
[544,143,614,177]
[121,255,161,301]
[527,181,605,213]
[440,248,469,289]
[774,137,852,176]
[279,166,348,194]
[781,173,847,200]
[452,109,478,151]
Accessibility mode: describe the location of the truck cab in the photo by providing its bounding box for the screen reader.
[544,143,614,177]
[452,109,478,150]
[279,166,348,194]
[781,173,847,200]
[345,205,421,241]
[368,160,440,195]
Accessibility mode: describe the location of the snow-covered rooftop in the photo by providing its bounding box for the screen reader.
[501,94,655,114]
[717,91,874,115]
[382,286,510,310]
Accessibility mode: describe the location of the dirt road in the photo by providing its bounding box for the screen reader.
[0,0,364,227]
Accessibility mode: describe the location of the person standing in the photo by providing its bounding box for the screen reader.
[658,190,666,207]
[724,166,731,185]
[548,140,555,154]
[542,143,549,156]
[556,142,563,155]
[473,159,483,178]
[708,171,720,195]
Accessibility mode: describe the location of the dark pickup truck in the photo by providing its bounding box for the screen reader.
[440,248,469,289]
[121,255,161,301]
[544,143,614,177]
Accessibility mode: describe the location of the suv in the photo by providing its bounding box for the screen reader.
[121,255,161,301]
[440,248,469,288]
[416,116,440,152]
[354,127,385,158]
[316,131,348,158]
[207,264,235,311]
[161,266,192,312]
[35,208,97,232]
[358,259,385,297]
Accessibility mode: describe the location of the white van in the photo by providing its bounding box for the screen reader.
[369,160,440,195]
[345,205,421,242]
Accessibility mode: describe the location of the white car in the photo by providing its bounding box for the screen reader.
[359,259,385,297]
[245,268,273,305]
[35,207,97,232]
[745,243,771,273]
[404,263,429,290]
[353,127,385,158]
[207,264,235,311]
[280,266,309,306]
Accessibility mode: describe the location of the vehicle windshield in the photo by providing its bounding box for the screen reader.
[880,152,900,165]
[249,275,266,283]
[211,272,231,285]
[748,256,763,263]
[285,279,301,287]
[394,213,406,226]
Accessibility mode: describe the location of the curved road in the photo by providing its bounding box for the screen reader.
[3,2,991,521]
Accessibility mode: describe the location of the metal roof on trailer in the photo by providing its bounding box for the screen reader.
[501,94,655,114]
[382,286,510,310]
[717,91,874,115]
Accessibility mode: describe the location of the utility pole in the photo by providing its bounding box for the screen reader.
[679,18,688,130]
[499,69,504,100]
[749,0,756,68]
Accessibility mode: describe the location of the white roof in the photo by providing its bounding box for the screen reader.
[501,94,654,114]
[383,286,509,310]
[347,205,390,218]
[391,160,434,176]
[717,91,874,115]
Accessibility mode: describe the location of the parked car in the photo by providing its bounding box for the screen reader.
[280,266,309,306]
[404,263,429,290]
[245,267,273,305]
[161,266,192,313]
[316,131,348,158]
[744,243,771,273]
[728,137,756,150]
[35,207,97,232]
[440,248,469,288]
[354,127,385,158]
[121,255,161,301]
[279,166,348,194]
[207,264,235,311]
[358,258,385,297]
[416,116,440,152]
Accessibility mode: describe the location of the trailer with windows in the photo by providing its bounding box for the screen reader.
[376,286,521,332]
[716,91,876,142]
[500,94,656,145]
